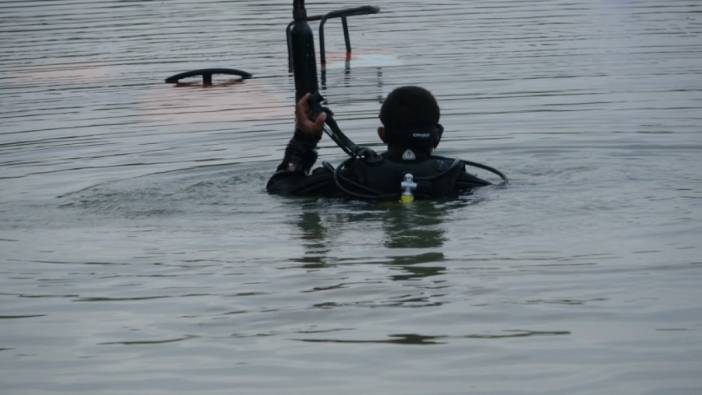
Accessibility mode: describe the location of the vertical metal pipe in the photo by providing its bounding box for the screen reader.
[319,16,328,70]
[342,16,351,59]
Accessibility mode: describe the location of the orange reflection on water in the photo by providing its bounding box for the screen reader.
[140,78,292,125]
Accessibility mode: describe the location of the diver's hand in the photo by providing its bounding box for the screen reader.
[295,93,327,139]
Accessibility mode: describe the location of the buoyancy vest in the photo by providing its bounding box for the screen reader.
[340,154,467,199]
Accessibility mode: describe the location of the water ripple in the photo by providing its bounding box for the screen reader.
[1,1,701,394]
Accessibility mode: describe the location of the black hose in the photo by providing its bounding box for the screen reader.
[462,160,509,185]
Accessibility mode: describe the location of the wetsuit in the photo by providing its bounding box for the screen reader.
[266,129,490,199]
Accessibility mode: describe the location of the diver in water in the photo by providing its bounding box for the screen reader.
[266,85,491,199]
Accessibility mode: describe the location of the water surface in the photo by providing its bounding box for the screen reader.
[1,0,702,394]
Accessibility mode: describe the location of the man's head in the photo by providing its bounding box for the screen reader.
[378,86,443,152]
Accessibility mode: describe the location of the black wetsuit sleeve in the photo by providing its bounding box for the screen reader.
[266,129,337,196]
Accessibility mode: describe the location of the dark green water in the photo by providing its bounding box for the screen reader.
[1,0,702,394]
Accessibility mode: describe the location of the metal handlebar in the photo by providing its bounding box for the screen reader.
[287,5,380,72]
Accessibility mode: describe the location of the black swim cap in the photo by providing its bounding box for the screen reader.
[379,86,442,149]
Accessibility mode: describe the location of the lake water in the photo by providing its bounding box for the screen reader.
[1,0,702,394]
